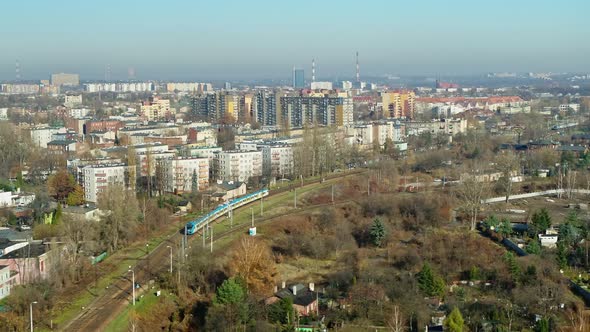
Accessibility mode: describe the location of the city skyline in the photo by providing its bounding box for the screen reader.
[1,0,589,80]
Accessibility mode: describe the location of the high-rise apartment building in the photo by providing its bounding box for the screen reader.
[161,157,209,194]
[381,90,415,119]
[51,73,80,86]
[82,163,128,203]
[280,96,353,128]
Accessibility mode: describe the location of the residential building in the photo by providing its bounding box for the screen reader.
[215,150,263,182]
[280,96,353,128]
[161,157,209,194]
[0,240,55,285]
[405,118,467,137]
[310,81,333,90]
[64,94,82,107]
[0,264,17,300]
[82,163,128,203]
[51,73,79,86]
[208,180,247,202]
[261,144,293,178]
[341,81,353,90]
[84,82,154,93]
[292,68,305,88]
[140,97,173,121]
[266,283,318,316]
[30,127,63,148]
[184,145,222,160]
[381,90,415,119]
[47,140,77,155]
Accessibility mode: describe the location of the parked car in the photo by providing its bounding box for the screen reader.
[17,224,31,231]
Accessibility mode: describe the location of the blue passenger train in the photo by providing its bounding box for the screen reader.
[185,188,269,235]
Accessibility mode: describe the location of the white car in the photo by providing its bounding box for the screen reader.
[18,225,31,231]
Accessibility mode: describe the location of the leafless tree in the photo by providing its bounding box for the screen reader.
[387,305,406,332]
[455,175,490,231]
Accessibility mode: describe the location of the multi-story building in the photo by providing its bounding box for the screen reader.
[405,118,468,137]
[166,82,212,93]
[64,94,82,108]
[161,157,209,194]
[292,69,305,88]
[0,264,16,299]
[30,127,64,148]
[140,97,172,121]
[0,240,55,285]
[0,84,40,94]
[280,96,353,128]
[254,90,283,126]
[51,73,79,86]
[82,163,128,203]
[310,81,333,90]
[381,90,415,119]
[215,150,263,183]
[261,144,293,178]
[85,82,154,93]
[184,146,222,160]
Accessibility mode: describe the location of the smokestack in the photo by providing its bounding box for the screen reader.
[356,51,360,84]
[312,58,315,83]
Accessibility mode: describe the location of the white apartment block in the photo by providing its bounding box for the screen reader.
[68,108,90,118]
[30,127,64,148]
[136,151,176,177]
[64,94,82,108]
[215,150,263,183]
[162,157,209,194]
[261,144,293,178]
[82,164,128,203]
[405,118,468,137]
[186,146,222,160]
[85,82,154,93]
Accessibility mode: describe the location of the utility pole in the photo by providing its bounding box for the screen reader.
[166,245,173,273]
[202,227,206,248]
[367,177,370,196]
[128,268,135,306]
[250,207,254,226]
[230,205,233,228]
[260,197,264,216]
[331,184,334,203]
[210,227,213,253]
[294,189,297,208]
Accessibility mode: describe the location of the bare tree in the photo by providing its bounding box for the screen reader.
[495,152,520,203]
[387,305,406,332]
[455,175,490,231]
[98,184,140,252]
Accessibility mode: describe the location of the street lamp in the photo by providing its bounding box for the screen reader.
[166,245,173,273]
[250,207,254,227]
[128,267,135,306]
[30,301,37,332]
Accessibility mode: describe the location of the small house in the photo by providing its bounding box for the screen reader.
[266,282,319,316]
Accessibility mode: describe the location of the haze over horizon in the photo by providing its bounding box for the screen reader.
[1,0,589,81]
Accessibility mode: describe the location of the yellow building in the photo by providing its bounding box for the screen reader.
[381,90,415,119]
[140,97,173,121]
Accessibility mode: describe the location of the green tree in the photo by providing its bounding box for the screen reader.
[191,169,198,194]
[556,240,568,269]
[483,215,500,231]
[417,263,446,297]
[52,204,62,224]
[497,218,512,238]
[469,266,480,281]
[444,307,464,332]
[268,297,295,326]
[535,317,550,332]
[503,252,520,280]
[214,277,245,305]
[369,218,386,247]
[526,237,541,255]
[530,208,551,235]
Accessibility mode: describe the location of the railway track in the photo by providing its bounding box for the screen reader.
[60,170,365,331]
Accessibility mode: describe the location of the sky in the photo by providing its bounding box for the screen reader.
[0,0,589,81]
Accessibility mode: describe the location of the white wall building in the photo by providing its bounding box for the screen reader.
[261,144,293,178]
[215,150,263,182]
[64,94,82,108]
[310,81,333,90]
[30,127,64,148]
[162,157,209,194]
[82,164,128,203]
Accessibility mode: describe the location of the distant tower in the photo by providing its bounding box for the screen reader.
[356,51,360,84]
[105,64,111,82]
[312,58,316,83]
[15,59,21,81]
[128,67,136,80]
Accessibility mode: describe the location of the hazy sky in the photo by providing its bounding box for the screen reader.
[1,0,589,81]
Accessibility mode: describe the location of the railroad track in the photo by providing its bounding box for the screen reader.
[60,170,365,331]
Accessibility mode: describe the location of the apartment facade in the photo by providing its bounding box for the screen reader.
[280,96,353,128]
[161,157,209,194]
[140,97,173,121]
[381,90,415,119]
[82,163,128,203]
[215,150,263,182]
[261,144,293,178]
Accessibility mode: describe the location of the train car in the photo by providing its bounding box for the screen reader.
[185,188,269,235]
